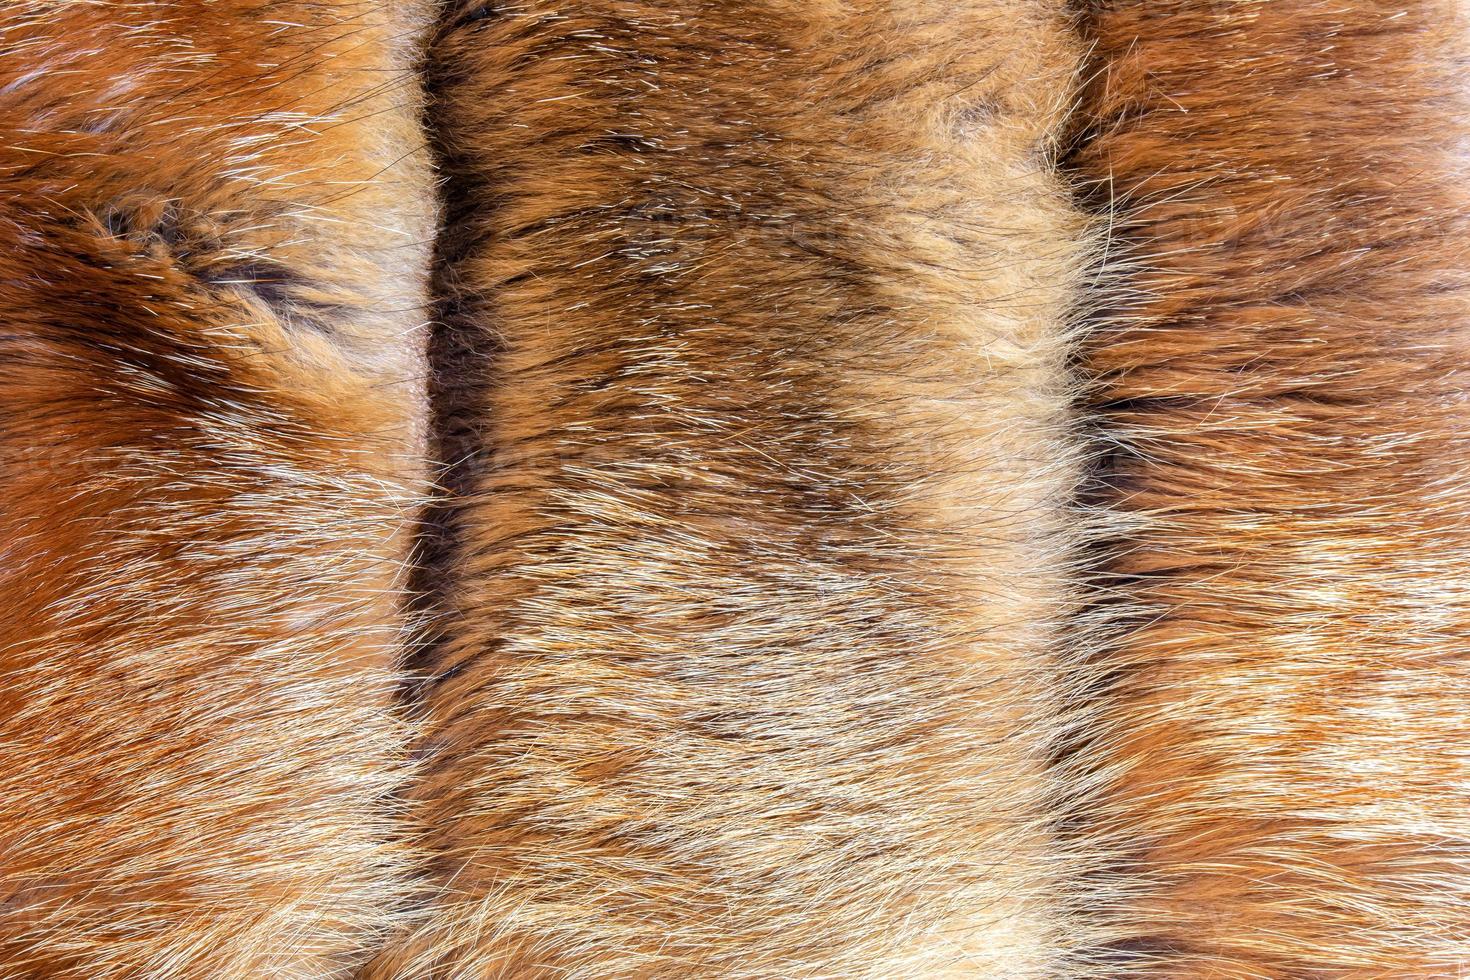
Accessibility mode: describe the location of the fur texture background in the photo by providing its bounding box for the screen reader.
[1068,1,1470,974]
[0,2,435,975]
[3,0,1469,976]
[372,1,1100,976]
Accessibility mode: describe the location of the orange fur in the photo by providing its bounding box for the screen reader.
[0,1,435,975]
[5,2,1469,976]
[1067,1,1470,974]
[373,1,1102,976]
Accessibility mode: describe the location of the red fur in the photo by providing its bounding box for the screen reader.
[3,1,1468,975]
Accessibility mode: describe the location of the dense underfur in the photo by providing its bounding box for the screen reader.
[1069,1,1470,974]
[373,2,1099,977]
[0,2,435,975]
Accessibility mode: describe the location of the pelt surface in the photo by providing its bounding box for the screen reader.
[0,2,436,976]
[1069,1,1470,974]
[372,1,1100,977]
[3,1,1469,977]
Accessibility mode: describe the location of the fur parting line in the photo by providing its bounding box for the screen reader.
[1069,0,1470,974]
[370,1,1104,977]
[0,1,436,975]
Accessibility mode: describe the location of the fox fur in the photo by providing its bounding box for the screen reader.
[369,1,1101,977]
[1068,1,1470,974]
[4,0,1470,976]
[0,1,435,976]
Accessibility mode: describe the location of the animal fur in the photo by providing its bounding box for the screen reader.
[1068,1,1470,974]
[4,0,1470,976]
[370,1,1100,976]
[0,1,435,975]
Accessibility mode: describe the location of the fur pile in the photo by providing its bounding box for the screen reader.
[0,1,435,975]
[1069,1,1470,974]
[1,0,1468,976]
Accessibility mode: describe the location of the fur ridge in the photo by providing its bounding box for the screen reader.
[373,1,1104,977]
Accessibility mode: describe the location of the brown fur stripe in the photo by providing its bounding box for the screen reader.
[1069,1,1470,974]
[373,1,1102,976]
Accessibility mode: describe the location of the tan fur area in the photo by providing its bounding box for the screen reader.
[1068,1,1470,974]
[0,1,435,975]
[367,2,1101,977]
